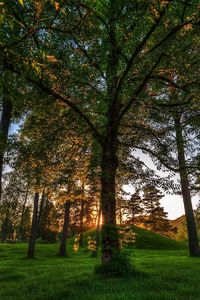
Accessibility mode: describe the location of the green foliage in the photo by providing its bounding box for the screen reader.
[119,225,136,248]
[40,230,57,244]
[0,216,14,242]
[18,207,31,241]
[95,251,135,277]
[143,185,175,236]
[87,236,97,254]
[37,197,59,243]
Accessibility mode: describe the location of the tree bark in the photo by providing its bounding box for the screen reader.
[59,200,71,257]
[0,97,12,200]
[95,201,102,253]
[27,192,39,259]
[37,189,45,237]
[99,2,122,264]
[79,197,84,247]
[101,141,120,264]
[174,113,200,257]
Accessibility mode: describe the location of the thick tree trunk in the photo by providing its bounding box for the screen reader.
[27,192,39,259]
[99,2,121,264]
[59,200,71,257]
[101,142,120,264]
[18,185,29,241]
[174,113,200,257]
[0,97,12,200]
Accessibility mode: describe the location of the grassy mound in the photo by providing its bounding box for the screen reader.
[132,226,186,250]
[72,226,186,250]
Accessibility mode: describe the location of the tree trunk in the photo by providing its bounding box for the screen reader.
[37,189,45,237]
[119,199,122,225]
[59,200,71,257]
[18,185,29,241]
[95,201,102,253]
[174,113,200,257]
[27,192,39,259]
[100,142,120,264]
[0,97,12,200]
[99,2,121,264]
[79,197,84,247]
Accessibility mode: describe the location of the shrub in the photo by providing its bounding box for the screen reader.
[95,251,135,277]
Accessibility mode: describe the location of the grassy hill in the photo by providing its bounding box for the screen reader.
[170,215,185,228]
[169,215,188,240]
[132,226,186,250]
[77,225,187,250]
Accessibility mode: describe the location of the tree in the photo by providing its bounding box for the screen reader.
[125,190,144,225]
[58,190,71,257]
[18,206,31,241]
[2,0,200,264]
[143,185,174,236]
[1,215,14,242]
[37,193,59,243]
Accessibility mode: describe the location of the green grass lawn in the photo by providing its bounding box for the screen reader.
[0,239,200,300]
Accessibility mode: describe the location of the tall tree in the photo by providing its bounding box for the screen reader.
[125,190,144,225]
[143,185,174,236]
[3,0,200,264]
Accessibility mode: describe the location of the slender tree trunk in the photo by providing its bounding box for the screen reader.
[174,113,200,257]
[27,192,39,259]
[119,199,122,225]
[132,210,135,225]
[37,189,45,237]
[18,185,29,241]
[95,201,102,253]
[101,141,120,264]
[0,97,12,200]
[59,200,71,257]
[79,197,84,247]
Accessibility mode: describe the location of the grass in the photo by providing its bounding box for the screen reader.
[132,226,186,250]
[0,229,199,300]
[80,225,187,250]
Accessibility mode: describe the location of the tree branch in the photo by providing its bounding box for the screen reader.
[116,5,168,92]
[129,145,179,173]
[118,53,164,122]
[5,64,103,145]
[147,20,193,54]
[72,37,106,80]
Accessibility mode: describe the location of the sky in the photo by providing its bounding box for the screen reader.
[123,183,196,221]
[160,194,198,220]
[129,150,199,220]
[9,124,199,221]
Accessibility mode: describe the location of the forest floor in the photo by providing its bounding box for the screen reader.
[0,242,200,300]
